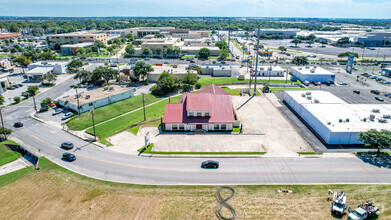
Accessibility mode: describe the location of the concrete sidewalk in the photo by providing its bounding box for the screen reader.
[0,158,29,176]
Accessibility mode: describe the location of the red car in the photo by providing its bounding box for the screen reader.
[190,60,195,63]
[49,102,56,107]
[230,59,236,62]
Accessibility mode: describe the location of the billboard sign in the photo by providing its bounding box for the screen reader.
[346,54,354,74]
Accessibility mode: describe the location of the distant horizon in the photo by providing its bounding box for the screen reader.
[1,0,391,19]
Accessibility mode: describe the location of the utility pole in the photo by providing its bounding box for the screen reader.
[142,93,146,121]
[91,109,96,141]
[75,87,80,115]
[117,52,121,86]
[0,108,7,141]
[254,27,261,95]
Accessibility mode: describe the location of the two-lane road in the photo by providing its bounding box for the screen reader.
[3,77,391,185]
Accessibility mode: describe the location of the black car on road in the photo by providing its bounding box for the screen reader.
[62,153,76,161]
[371,90,380,95]
[353,90,360,94]
[13,122,23,127]
[201,160,219,169]
[61,142,74,150]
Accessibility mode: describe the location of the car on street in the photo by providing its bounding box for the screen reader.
[303,81,310,86]
[62,153,76,162]
[185,58,191,61]
[49,102,56,107]
[144,57,150,61]
[375,96,384,102]
[353,90,360,94]
[17,84,23,87]
[370,48,376,50]
[385,93,391,97]
[164,62,169,64]
[384,81,391,84]
[339,82,348,86]
[201,160,219,169]
[62,112,74,120]
[371,90,380,95]
[61,142,74,150]
[13,122,23,127]
[52,108,63,115]
[230,59,236,62]
[190,60,195,63]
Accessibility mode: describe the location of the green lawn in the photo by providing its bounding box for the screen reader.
[0,140,22,166]
[181,55,196,59]
[221,86,261,96]
[138,144,265,155]
[66,94,162,131]
[86,96,181,139]
[99,139,113,147]
[129,126,140,135]
[298,152,323,155]
[269,87,311,92]
[198,78,294,86]
[0,54,13,58]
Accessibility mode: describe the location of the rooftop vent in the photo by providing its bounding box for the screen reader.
[339,119,343,123]
[383,114,391,119]
[372,109,380,113]
[378,118,387,123]
[301,93,306,97]
[85,95,90,99]
[307,95,312,100]
[305,66,310,69]
[370,114,376,120]
[314,99,319,103]
[346,118,350,122]
[109,87,114,91]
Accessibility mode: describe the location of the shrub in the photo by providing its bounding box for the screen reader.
[195,83,201,89]
[13,96,21,103]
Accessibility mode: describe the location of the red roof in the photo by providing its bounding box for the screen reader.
[164,85,234,124]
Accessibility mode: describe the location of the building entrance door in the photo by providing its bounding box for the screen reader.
[196,124,202,129]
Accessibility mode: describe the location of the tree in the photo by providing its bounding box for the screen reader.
[278,46,287,52]
[307,34,317,42]
[68,59,83,71]
[76,47,86,57]
[215,40,228,50]
[27,86,39,96]
[22,92,30,99]
[0,95,4,105]
[0,127,12,139]
[219,48,229,59]
[142,48,151,57]
[107,46,115,54]
[13,96,21,103]
[133,61,153,81]
[126,33,134,41]
[151,72,181,96]
[198,48,210,59]
[182,73,198,85]
[94,40,106,49]
[306,40,314,47]
[320,40,328,47]
[42,73,57,84]
[359,129,391,156]
[155,47,163,58]
[14,55,31,74]
[292,56,309,66]
[192,65,202,75]
[338,52,359,59]
[125,44,135,54]
[244,32,250,40]
[336,37,351,47]
[91,66,117,84]
[74,70,91,83]
[41,98,52,107]
[290,39,301,47]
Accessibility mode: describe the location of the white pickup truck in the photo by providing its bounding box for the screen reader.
[347,201,379,220]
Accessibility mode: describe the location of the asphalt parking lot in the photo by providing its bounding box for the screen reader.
[35,106,73,125]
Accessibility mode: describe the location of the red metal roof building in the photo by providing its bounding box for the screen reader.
[164,85,236,131]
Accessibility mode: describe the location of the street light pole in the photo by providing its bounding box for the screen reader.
[91,109,96,141]
[75,87,80,115]
[254,27,261,95]
[0,107,7,140]
[32,95,37,113]
[142,93,146,121]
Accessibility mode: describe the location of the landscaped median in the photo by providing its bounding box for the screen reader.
[86,96,181,140]
[66,93,162,131]
[138,144,266,155]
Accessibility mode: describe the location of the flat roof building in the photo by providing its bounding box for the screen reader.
[255,66,286,77]
[28,61,69,74]
[60,42,93,56]
[284,90,391,145]
[200,64,232,77]
[147,64,196,82]
[47,32,107,49]
[0,33,22,40]
[290,66,335,83]
[26,67,53,81]
[58,85,134,114]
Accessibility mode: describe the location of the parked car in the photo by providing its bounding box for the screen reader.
[39,106,48,112]
[303,81,310,86]
[52,109,63,115]
[49,102,56,107]
[164,62,169,64]
[144,57,150,61]
[61,142,74,150]
[62,112,74,120]
[375,96,384,102]
[17,84,23,87]
[62,153,76,162]
[339,82,348,86]
[190,60,196,63]
[13,122,23,127]
[230,59,236,62]
[385,93,391,97]
[371,90,380,95]
[201,160,219,169]
[353,90,361,94]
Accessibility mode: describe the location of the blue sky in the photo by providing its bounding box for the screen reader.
[1,0,390,18]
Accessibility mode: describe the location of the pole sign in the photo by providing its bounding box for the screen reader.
[346,54,354,74]
[144,132,150,149]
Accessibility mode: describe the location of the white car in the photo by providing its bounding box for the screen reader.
[62,112,74,120]
[52,109,63,116]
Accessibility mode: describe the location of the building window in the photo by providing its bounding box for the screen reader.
[189,111,194,117]
[197,112,202,117]
[179,124,185,130]
[221,124,226,130]
[172,124,178,130]
[214,124,219,130]
[205,112,210,117]
[89,103,93,106]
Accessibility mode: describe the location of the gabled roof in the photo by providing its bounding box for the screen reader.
[199,84,228,95]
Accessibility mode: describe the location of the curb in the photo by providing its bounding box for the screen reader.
[139,153,266,158]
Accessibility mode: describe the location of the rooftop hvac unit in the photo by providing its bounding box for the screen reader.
[346,118,350,122]
[383,114,391,119]
[260,67,264,70]
[109,87,114,91]
[310,68,316,73]
[301,93,306,97]
[85,95,90,99]
[370,114,375,120]
[339,119,343,123]
[363,118,367,122]
[307,96,312,100]
[103,87,109,91]
[314,99,319,103]
[75,94,81,98]
[42,61,48,65]
[327,122,331,125]
[305,66,310,69]
[372,109,380,113]
[378,118,387,123]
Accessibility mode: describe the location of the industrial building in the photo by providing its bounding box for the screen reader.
[28,61,69,74]
[0,33,22,40]
[290,66,335,83]
[58,85,134,114]
[47,32,107,49]
[140,38,180,53]
[200,64,232,77]
[147,64,196,82]
[255,66,286,77]
[284,90,391,145]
